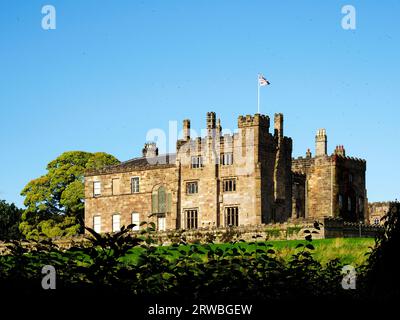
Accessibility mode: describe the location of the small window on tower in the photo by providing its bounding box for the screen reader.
[185,209,198,229]
[186,181,198,194]
[191,156,203,169]
[223,178,236,192]
[220,153,233,166]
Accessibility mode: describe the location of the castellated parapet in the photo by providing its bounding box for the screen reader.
[237,113,270,129]
[84,111,367,233]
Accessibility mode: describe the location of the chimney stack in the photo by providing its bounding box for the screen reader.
[142,142,158,158]
[334,145,346,157]
[206,112,216,137]
[315,129,327,157]
[183,119,190,141]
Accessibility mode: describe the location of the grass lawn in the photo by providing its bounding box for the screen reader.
[122,237,375,266]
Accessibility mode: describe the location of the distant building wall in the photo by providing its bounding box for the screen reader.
[368,202,392,225]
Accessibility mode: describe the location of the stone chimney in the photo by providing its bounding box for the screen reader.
[334,145,346,157]
[216,118,222,136]
[206,111,216,137]
[142,142,158,158]
[306,148,312,158]
[315,129,327,157]
[183,119,190,141]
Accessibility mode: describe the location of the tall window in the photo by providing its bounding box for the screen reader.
[225,207,239,227]
[223,178,236,192]
[186,181,198,194]
[348,197,352,211]
[112,214,120,232]
[191,156,203,169]
[359,197,364,213]
[338,194,343,209]
[220,152,233,165]
[112,178,120,195]
[185,209,198,229]
[93,216,101,233]
[131,213,140,231]
[131,177,140,193]
[158,186,166,213]
[93,181,101,197]
[374,218,380,225]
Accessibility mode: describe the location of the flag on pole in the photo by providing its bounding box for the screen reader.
[258,74,270,86]
[257,73,270,114]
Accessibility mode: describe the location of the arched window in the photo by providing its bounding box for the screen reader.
[158,186,166,213]
[152,186,172,213]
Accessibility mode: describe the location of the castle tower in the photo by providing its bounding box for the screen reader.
[315,129,327,157]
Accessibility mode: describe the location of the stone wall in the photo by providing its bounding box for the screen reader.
[292,154,367,223]
[85,165,179,232]
[368,202,391,225]
[323,217,383,238]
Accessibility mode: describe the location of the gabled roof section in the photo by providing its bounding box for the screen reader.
[85,153,177,176]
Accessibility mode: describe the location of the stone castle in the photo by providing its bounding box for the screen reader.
[84,112,367,233]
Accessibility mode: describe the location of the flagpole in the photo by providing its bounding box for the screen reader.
[257,74,260,114]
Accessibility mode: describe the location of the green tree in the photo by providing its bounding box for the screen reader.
[20,151,119,239]
[0,199,23,240]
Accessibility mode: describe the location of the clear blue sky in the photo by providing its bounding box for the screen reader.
[0,0,399,207]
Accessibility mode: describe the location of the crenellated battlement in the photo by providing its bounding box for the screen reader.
[238,113,270,129]
[333,154,366,164]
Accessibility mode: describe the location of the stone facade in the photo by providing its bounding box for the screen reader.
[368,202,393,225]
[292,131,367,223]
[84,111,367,233]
